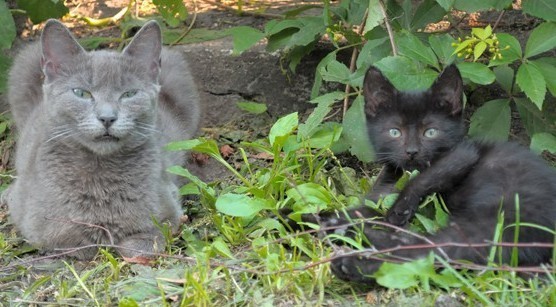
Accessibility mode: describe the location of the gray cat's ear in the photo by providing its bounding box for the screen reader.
[431,64,463,116]
[40,19,85,80]
[123,20,162,81]
[363,66,396,117]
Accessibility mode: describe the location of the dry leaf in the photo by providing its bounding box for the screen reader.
[122,256,153,266]
[220,144,235,157]
[191,152,209,165]
[251,152,274,160]
[157,277,186,285]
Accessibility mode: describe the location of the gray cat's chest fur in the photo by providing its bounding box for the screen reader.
[4,20,199,259]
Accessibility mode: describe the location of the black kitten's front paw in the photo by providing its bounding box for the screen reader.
[385,196,418,226]
[330,253,381,283]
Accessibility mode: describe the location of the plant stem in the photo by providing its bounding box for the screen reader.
[379,0,397,56]
[171,0,199,46]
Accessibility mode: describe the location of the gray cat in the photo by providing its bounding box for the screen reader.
[2,19,200,260]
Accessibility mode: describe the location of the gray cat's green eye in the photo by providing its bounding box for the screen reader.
[121,90,138,99]
[72,88,92,99]
[424,128,439,138]
[389,128,402,138]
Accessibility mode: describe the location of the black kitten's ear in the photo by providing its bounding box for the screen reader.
[41,19,85,80]
[363,66,397,117]
[431,64,463,116]
[123,20,162,81]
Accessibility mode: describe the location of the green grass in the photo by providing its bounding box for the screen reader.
[0,112,554,306]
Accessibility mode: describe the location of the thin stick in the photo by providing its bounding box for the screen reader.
[492,10,505,32]
[202,0,284,19]
[378,0,397,56]
[171,0,199,46]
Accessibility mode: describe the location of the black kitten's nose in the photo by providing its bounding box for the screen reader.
[406,149,418,159]
[98,115,117,128]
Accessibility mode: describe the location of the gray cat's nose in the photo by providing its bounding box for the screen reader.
[98,115,117,128]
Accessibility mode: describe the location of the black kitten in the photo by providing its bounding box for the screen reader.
[319,65,556,283]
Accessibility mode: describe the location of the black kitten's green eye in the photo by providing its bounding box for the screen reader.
[121,90,138,99]
[424,128,439,138]
[72,88,92,99]
[389,128,402,138]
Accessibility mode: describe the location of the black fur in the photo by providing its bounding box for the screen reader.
[318,65,556,283]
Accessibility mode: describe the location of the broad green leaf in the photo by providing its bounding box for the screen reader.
[0,53,12,93]
[311,52,337,99]
[525,22,556,58]
[473,41,487,61]
[364,0,383,33]
[0,0,15,49]
[453,0,512,12]
[269,112,298,146]
[468,99,511,141]
[456,62,495,85]
[320,59,351,83]
[374,56,438,90]
[211,238,235,259]
[374,254,436,289]
[531,133,556,154]
[522,0,556,22]
[531,58,556,96]
[515,98,553,137]
[429,34,456,65]
[411,0,446,30]
[397,32,439,69]
[472,25,492,41]
[153,0,188,27]
[286,182,331,211]
[227,26,265,55]
[165,138,204,151]
[287,16,326,48]
[298,91,344,138]
[236,101,268,114]
[215,193,271,217]
[341,95,375,162]
[435,0,455,10]
[264,19,303,36]
[356,35,391,69]
[489,33,522,66]
[16,0,69,24]
[306,122,342,149]
[493,65,514,94]
[516,63,546,109]
[415,213,438,234]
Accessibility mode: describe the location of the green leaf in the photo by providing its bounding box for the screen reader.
[493,65,514,94]
[286,183,331,211]
[0,53,12,93]
[341,95,375,162]
[374,56,438,90]
[415,213,438,234]
[411,0,446,31]
[153,0,188,27]
[429,34,456,65]
[516,63,546,109]
[456,62,495,85]
[531,133,556,154]
[16,0,69,24]
[435,0,455,10]
[374,254,436,289]
[522,0,556,22]
[78,37,120,50]
[306,122,342,149]
[269,112,298,147]
[215,193,271,217]
[453,0,512,12]
[236,101,268,114]
[397,32,439,69]
[472,25,492,41]
[525,22,556,58]
[311,52,337,99]
[473,41,487,61]
[227,26,265,55]
[320,59,351,83]
[287,16,326,48]
[468,99,511,141]
[356,34,391,69]
[165,139,204,151]
[489,33,522,66]
[531,58,556,96]
[211,238,235,259]
[298,91,344,138]
[364,0,383,33]
[515,98,553,137]
[0,0,16,49]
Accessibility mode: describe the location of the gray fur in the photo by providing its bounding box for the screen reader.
[3,19,200,259]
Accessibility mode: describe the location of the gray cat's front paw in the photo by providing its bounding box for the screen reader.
[117,233,165,258]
